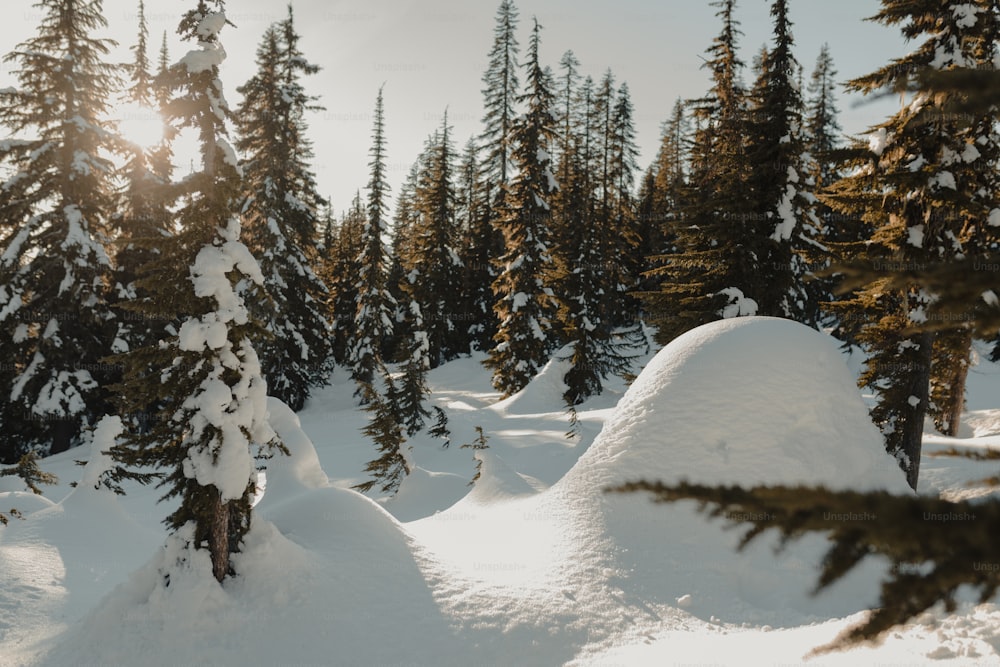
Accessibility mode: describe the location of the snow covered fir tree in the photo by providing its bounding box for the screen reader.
[0,0,120,461]
[4,0,1000,664]
[108,0,279,583]
[234,7,332,412]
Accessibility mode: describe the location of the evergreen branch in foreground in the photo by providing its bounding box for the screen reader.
[607,480,1000,653]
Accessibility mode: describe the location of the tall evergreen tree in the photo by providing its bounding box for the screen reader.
[455,137,498,352]
[473,0,521,335]
[0,0,120,460]
[802,44,847,333]
[639,0,755,344]
[112,0,174,358]
[745,0,818,324]
[822,0,1000,488]
[109,1,278,583]
[348,86,397,399]
[400,114,465,366]
[641,98,689,290]
[479,0,520,204]
[328,195,365,364]
[486,18,560,396]
[606,81,645,333]
[235,8,333,411]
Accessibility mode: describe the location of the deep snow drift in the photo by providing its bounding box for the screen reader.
[2,317,999,666]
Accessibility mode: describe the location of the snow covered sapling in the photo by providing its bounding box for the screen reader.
[461,426,490,486]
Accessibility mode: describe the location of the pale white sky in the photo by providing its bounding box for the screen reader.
[1,0,908,213]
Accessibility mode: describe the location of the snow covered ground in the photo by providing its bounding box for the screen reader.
[2,317,1000,666]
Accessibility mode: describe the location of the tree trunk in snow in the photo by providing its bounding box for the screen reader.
[209,491,230,583]
[901,331,934,491]
[933,327,973,438]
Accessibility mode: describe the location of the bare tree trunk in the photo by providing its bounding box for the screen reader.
[209,491,230,583]
[931,327,973,437]
[902,331,934,491]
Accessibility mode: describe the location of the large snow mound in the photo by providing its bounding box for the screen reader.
[565,316,910,492]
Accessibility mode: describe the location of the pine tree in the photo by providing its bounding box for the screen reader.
[472,0,521,342]
[0,0,120,459]
[455,137,499,352]
[552,68,641,405]
[400,114,465,366]
[479,0,520,206]
[744,0,818,324]
[353,371,409,495]
[109,2,279,583]
[605,81,644,331]
[639,0,755,344]
[823,0,1000,488]
[328,194,365,365]
[396,300,432,436]
[638,98,689,301]
[112,0,174,360]
[235,9,332,411]
[803,44,847,334]
[486,18,560,396]
[348,86,397,399]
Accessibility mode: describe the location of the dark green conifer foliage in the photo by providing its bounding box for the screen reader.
[429,406,451,448]
[610,478,1000,653]
[552,73,641,407]
[0,0,120,459]
[479,0,520,207]
[636,98,688,300]
[605,81,644,330]
[328,194,365,365]
[0,453,57,525]
[399,114,465,366]
[348,86,397,400]
[396,300,432,437]
[108,1,279,583]
[822,0,1000,488]
[745,0,817,323]
[456,137,502,353]
[485,18,559,396]
[638,0,754,344]
[353,372,409,495]
[802,44,848,334]
[235,8,333,411]
[113,0,174,360]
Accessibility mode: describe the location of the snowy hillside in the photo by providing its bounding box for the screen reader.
[2,318,1000,666]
